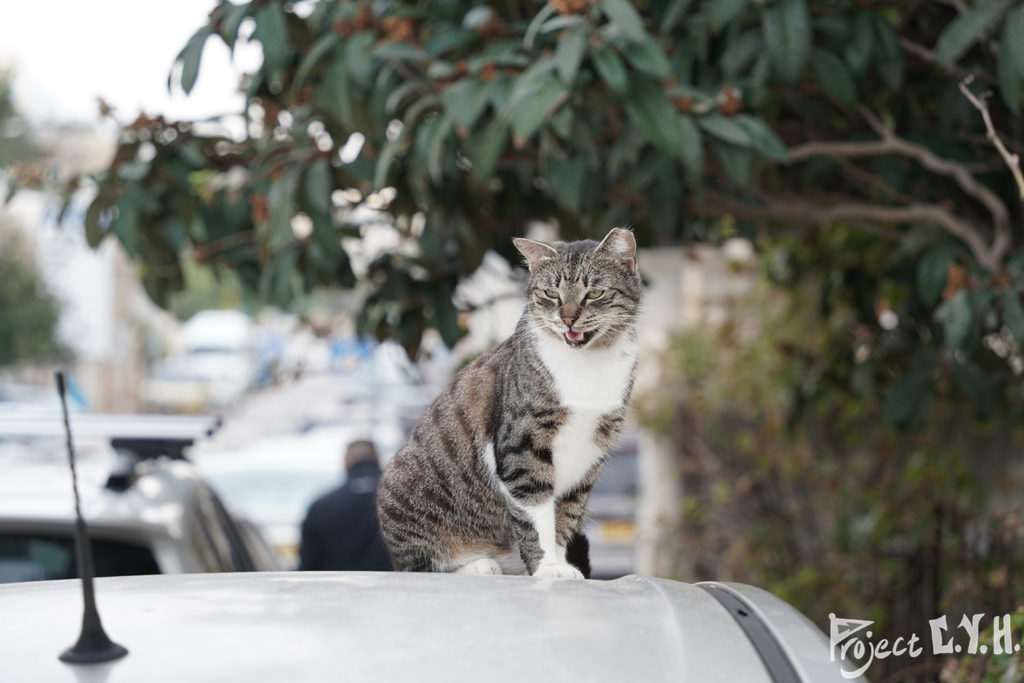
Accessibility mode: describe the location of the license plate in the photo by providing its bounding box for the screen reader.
[599,520,635,544]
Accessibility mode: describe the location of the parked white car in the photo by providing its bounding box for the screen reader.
[0,414,279,582]
[0,571,863,682]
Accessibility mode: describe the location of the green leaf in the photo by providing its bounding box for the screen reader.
[374,135,403,190]
[761,0,811,84]
[114,188,143,258]
[84,198,109,248]
[951,360,994,411]
[623,35,673,80]
[548,155,587,212]
[433,282,463,347]
[426,28,481,57]
[624,78,683,156]
[608,128,646,176]
[344,32,376,86]
[503,58,558,113]
[916,244,953,306]
[592,44,629,94]
[935,290,973,350]
[511,72,567,146]
[721,31,762,80]
[254,4,290,75]
[292,33,340,98]
[843,13,874,76]
[998,17,1023,112]
[425,114,453,183]
[884,365,933,427]
[372,42,431,63]
[713,142,752,187]
[487,72,515,112]
[555,24,588,85]
[810,49,856,107]
[871,14,903,90]
[698,113,751,147]
[678,114,703,177]
[935,0,1013,65]
[334,245,356,288]
[176,28,211,95]
[1005,6,1024,77]
[734,115,787,162]
[710,0,750,33]
[268,168,301,248]
[524,4,557,51]
[659,0,692,36]
[318,52,354,128]
[1000,289,1024,343]
[304,159,332,217]
[468,119,508,180]
[441,79,491,131]
[266,249,298,307]
[601,0,647,43]
[216,2,250,50]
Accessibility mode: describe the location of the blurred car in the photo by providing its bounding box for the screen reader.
[141,350,252,412]
[0,415,280,583]
[195,421,405,567]
[141,309,255,412]
[586,432,640,579]
[0,571,863,682]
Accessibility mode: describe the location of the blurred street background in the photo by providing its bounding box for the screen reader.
[3,1,1024,680]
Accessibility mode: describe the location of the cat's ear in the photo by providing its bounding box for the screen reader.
[596,227,637,273]
[513,238,558,272]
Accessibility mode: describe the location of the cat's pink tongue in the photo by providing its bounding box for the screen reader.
[566,329,585,343]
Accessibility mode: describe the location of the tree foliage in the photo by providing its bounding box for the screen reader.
[638,253,1024,680]
[0,233,67,368]
[0,76,65,369]
[73,0,1024,420]
[0,72,34,170]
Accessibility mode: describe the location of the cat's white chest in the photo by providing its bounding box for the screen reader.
[535,333,637,496]
[535,333,636,411]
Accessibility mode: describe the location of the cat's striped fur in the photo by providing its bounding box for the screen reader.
[376,228,640,578]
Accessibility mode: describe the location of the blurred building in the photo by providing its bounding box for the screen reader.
[0,124,177,412]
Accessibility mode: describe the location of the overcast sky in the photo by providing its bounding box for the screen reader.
[0,0,258,126]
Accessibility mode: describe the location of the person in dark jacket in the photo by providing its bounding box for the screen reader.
[299,440,393,571]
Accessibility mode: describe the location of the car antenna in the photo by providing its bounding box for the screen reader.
[55,370,129,664]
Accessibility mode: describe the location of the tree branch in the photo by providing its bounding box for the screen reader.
[958,77,1024,202]
[686,191,996,270]
[857,106,1011,253]
[958,77,1023,266]
[899,37,996,85]
[787,107,1012,270]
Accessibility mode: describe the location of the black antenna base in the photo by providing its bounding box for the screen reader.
[59,629,128,664]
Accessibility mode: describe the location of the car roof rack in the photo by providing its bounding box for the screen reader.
[0,413,220,442]
[0,413,222,491]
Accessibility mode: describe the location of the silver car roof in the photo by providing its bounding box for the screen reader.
[0,572,857,682]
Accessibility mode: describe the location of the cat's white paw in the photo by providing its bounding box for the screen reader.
[532,562,584,580]
[457,558,503,575]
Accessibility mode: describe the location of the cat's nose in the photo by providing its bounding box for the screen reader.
[561,314,578,327]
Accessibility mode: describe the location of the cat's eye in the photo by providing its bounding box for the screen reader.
[586,290,605,300]
[544,289,560,299]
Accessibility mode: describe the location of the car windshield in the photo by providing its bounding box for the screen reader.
[0,533,161,583]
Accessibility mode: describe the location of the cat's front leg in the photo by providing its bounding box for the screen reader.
[493,436,583,579]
[520,499,584,579]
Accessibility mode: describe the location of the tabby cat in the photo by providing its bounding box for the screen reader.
[376,228,640,579]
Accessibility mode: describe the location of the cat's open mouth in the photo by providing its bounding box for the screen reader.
[564,329,594,347]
